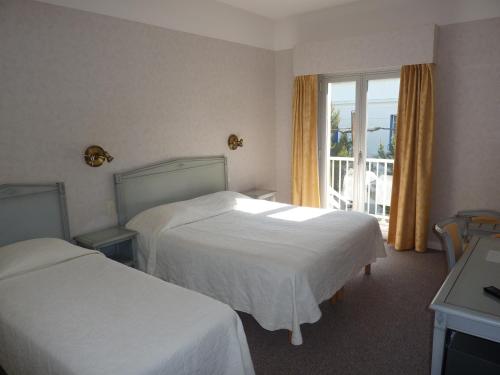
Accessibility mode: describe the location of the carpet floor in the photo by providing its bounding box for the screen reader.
[239,248,447,375]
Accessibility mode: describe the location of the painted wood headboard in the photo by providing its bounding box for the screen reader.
[0,183,71,246]
[114,156,228,226]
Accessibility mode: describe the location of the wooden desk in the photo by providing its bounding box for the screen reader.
[429,236,500,375]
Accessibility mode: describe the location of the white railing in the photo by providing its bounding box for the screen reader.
[328,156,394,223]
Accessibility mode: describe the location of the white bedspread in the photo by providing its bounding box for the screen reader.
[0,239,254,375]
[128,192,386,345]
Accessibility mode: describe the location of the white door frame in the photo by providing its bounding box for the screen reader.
[319,70,399,212]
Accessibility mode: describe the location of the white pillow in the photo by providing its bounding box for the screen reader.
[126,203,194,239]
[0,238,99,280]
[126,191,249,272]
[126,191,247,234]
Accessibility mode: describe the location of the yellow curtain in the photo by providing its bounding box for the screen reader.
[388,64,435,252]
[292,75,320,208]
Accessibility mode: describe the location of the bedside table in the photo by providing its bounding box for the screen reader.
[242,189,277,201]
[74,227,138,267]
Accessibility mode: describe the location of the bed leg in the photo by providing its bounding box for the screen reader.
[288,330,292,343]
[330,293,338,304]
[330,287,345,304]
[364,264,371,275]
[330,293,338,305]
[337,287,345,300]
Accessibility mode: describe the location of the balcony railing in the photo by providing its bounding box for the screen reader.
[328,156,394,223]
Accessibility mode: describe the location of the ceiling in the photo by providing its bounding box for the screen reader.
[216,0,360,19]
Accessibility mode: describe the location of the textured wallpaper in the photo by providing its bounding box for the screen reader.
[0,0,276,236]
[274,49,294,203]
[293,24,436,76]
[430,17,500,234]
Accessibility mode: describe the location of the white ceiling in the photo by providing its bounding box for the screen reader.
[216,0,360,19]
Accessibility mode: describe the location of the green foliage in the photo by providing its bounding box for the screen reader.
[330,105,340,133]
[334,135,352,157]
[330,105,352,157]
[377,142,387,158]
[389,133,396,156]
[377,133,396,159]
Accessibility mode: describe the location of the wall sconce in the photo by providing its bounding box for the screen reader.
[228,134,243,150]
[84,145,114,167]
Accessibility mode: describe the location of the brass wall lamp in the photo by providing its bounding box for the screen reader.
[84,145,114,167]
[228,134,243,150]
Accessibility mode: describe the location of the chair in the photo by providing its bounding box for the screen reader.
[456,209,500,241]
[434,218,466,272]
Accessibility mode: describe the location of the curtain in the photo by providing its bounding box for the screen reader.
[388,64,435,252]
[291,75,320,208]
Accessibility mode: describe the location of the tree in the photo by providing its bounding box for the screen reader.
[377,141,387,159]
[377,132,396,159]
[330,105,340,134]
[335,133,352,157]
[330,105,352,157]
[389,133,396,157]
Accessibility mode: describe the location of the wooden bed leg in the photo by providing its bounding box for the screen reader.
[330,293,338,304]
[288,330,292,343]
[337,287,345,301]
[364,264,371,275]
[330,287,345,304]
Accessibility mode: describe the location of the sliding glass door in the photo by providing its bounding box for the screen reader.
[319,72,400,229]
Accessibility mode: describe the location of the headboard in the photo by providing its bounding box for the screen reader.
[0,183,71,247]
[114,156,228,226]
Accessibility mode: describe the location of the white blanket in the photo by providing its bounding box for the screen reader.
[128,192,386,345]
[0,239,254,375]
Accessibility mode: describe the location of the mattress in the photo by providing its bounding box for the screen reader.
[0,238,254,375]
[128,192,386,345]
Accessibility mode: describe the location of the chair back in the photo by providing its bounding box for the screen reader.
[457,209,500,241]
[434,218,464,271]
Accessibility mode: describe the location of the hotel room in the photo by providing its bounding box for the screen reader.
[1,0,499,374]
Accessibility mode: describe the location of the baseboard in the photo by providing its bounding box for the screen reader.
[428,239,442,251]
[384,238,442,251]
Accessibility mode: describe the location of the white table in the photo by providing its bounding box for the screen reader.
[429,236,500,374]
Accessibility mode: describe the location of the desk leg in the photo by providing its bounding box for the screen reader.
[431,311,447,375]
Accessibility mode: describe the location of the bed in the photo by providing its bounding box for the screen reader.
[0,183,254,375]
[115,157,387,345]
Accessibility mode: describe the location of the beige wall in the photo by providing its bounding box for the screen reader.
[35,0,275,49]
[275,0,500,50]
[293,25,436,76]
[0,0,276,236]
[274,50,294,203]
[430,17,500,239]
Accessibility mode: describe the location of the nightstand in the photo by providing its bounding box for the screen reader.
[243,189,277,201]
[74,227,138,267]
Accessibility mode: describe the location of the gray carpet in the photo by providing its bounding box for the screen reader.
[239,248,447,375]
